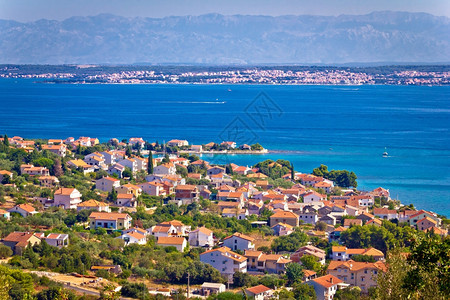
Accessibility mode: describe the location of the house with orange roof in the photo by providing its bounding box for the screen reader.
[366,218,383,227]
[116,183,142,197]
[303,191,327,203]
[54,187,82,209]
[8,204,38,217]
[77,199,110,212]
[174,184,199,205]
[245,285,273,300]
[118,230,147,246]
[38,175,59,187]
[116,193,137,207]
[222,208,248,220]
[1,231,41,255]
[416,216,438,231]
[327,260,387,293]
[200,247,247,278]
[223,232,255,251]
[20,164,49,176]
[331,246,384,261]
[270,210,299,227]
[255,180,271,190]
[247,172,268,179]
[154,162,176,176]
[343,218,363,228]
[408,210,441,226]
[95,176,121,192]
[303,269,317,282]
[138,181,166,197]
[41,144,67,157]
[307,274,344,300]
[157,236,187,252]
[89,212,132,230]
[314,181,334,193]
[371,187,390,200]
[298,174,323,186]
[42,233,69,248]
[188,226,214,248]
[373,208,398,220]
[167,139,189,147]
[217,201,242,211]
[67,159,95,174]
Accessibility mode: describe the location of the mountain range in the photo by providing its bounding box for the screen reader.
[0,11,449,64]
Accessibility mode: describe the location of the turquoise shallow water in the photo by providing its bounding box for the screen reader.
[0,79,449,216]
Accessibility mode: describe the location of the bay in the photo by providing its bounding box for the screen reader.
[0,79,449,216]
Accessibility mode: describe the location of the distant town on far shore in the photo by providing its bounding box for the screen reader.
[1,64,449,85]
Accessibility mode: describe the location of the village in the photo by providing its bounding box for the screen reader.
[0,134,448,300]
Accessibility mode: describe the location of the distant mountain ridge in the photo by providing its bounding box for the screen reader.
[0,11,449,64]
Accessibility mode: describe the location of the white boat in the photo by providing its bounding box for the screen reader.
[383,147,388,157]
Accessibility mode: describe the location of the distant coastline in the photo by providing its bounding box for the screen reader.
[1,64,449,86]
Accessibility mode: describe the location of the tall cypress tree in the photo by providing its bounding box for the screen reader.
[3,134,9,147]
[148,152,154,174]
[291,163,295,180]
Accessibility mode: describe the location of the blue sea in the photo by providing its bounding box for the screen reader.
[0,79,449,216]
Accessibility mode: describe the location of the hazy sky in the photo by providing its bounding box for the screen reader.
[1,0,449,21]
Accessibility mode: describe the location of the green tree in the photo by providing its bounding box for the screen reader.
[3,134,9,147]
[334,286,361,300]
[271,231,309,252]
[299,255,322,273]
[0,245,12,258]
[292,282,316,300]
[147,152,154,174]
[286,262,304,283]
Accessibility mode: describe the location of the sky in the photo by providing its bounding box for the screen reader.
[0,0,449,22]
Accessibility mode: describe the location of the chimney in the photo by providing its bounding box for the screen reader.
[330,277,333,283]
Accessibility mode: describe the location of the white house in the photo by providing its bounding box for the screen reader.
[95,176,121,192]
[117,158,138,174]
[41,144,67,157]
[8,204,38,217]
[303,191,327,203]
[154,163,176,175]
[167,139,189,147]
[200,247,247,279]
[118,231,147,246]
[54,188,82,209]
[223,232,255,251]
[41,233,69,248]
[188,227,214,247]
